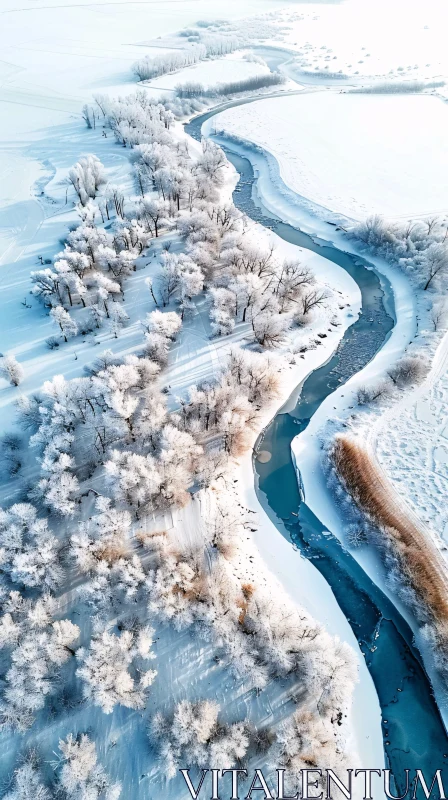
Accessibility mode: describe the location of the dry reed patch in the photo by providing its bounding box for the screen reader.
[332,434,448,625]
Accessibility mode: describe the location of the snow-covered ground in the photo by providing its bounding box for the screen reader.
[369,327,448,554]
[0,0,280,214]
[267,0,448,83]
[0,122,153,435]
[3,0,448,792]
[209,91,448,221]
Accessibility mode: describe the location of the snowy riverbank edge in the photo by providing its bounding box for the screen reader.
[188,130,388,769]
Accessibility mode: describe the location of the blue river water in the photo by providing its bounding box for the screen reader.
[185,110,448,795]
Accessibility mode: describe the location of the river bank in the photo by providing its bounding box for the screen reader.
[207,127,448,726]
[184,121,448,785]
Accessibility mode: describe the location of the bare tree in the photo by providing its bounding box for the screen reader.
[424,216,440,235]
[387,355,427,387]
[299,288,328,316]
[357,380,391,405]
[252,312,290,348]
[431,300,448,331]
[423,244,448,290]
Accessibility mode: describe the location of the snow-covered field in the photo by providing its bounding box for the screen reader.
[3,0,448,794]
[268,0,448,83]
[210,91,448,221]
[0,0,279,213]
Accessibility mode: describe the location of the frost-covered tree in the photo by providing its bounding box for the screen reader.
[431,299,448,331]
[151,701,249,779]
[0,432,23,478]
[50,306,78,342]
[3,753,52,800]
[156,257,180,306]
[31,268,65,306]
[144,276,159,307]
[140,197,169,238]
[195,140,227,185]
[422,243,448,290]
[357,380,391,406]
[209,287,237,336]
[0,355,24,387]
[76,623,156,713]
[252,311,290,348]
[175,348,280,459]
[81,555,147,613]
[105,425,201,515]
[299,288,328,317]
[68,155,106,206]
[143,331,171,366]
[143,309,181,340]
[0,503,63,592]
[274,259,314,312]
[57,733,121,800]
[31,449,80,517]
[221,241,274,278]
[269,709,349,794]
[109,304,129,337]
[87,272,121,318]
[0,593,79,731]
[71,495,132,572]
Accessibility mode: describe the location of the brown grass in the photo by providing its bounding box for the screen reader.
[333,434,448,626]
[237,583,255,624]
[95,542,129,563]
[136,529,168,547]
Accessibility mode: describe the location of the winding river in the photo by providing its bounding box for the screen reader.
[185,107,448,792]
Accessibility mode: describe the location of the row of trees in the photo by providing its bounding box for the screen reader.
[132,34,241,82]
[175,71,285,98]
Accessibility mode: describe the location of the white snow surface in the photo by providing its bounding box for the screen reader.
[0,0,279,215]
[5,0,448,788]
[370,329,448,558]
[268,0,448,84]
[210,91,448,221]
